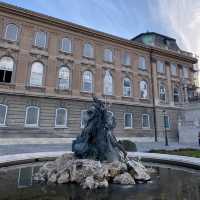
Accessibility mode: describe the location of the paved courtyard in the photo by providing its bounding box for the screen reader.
[0,144,71,156]
[0,141,199,156]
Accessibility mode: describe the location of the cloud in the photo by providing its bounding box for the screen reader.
[148,0,200,60]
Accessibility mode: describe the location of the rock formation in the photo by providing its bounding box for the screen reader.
[34,153,150,189]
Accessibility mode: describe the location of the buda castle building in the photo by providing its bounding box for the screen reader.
[0,2,197,141]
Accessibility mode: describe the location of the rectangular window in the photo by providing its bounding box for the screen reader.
[123,52,131,66]
[80,110,87,128]
[142,114,150,128]
[124,113,133,129]
[34,31,47,48]
[157,61,165,73]
[25,106,40,127]
[55,108,67,128]
[164,115,170,129]
[61,38,72,53]
[171,63,177,76]
[180,68,183,78]
[104,49,113,63]
[0,104,7,126]
[183,67,188,78]
[139,56,146,70]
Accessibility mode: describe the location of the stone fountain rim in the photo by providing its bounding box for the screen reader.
[0,151,199,170]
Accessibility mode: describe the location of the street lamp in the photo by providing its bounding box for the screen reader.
[163,110,168,146]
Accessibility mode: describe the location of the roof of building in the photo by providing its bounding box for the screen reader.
[132,32,176,41]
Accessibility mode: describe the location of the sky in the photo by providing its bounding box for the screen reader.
[1,0,200,60]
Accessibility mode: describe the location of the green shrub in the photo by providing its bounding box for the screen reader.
[118,140,137,152]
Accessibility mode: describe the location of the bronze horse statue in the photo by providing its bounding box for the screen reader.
[72,96,126,161]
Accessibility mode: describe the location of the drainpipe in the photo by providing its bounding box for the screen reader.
[150,49,158,142]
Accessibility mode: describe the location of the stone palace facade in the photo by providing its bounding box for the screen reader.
[0,2,197,140]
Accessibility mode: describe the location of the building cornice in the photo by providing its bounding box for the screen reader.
[0,2,197,64]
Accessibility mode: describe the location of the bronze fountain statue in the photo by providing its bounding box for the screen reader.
[72,96,127,162]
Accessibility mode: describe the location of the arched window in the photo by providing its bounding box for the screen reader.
[104,70,113,95]
[0,104,8,126]
[30,62,44,87]
[83,43,94,58]
[5,24,18,41]
[104,48,113,62]
[0,56,14,83]
[35,31,47,48]
[123,77,131,97]
[61,38,72,53]
[140,80,148,98]
[173,87,179,102]
[55,108,67,128]
[159,84,166,101]
[82,70,93,92]
[25,106,40,127]
[58,67,70,90]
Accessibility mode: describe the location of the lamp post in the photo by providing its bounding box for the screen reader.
[163,110,168,146]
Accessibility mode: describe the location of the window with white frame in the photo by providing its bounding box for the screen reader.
[123,52,131,66]
[104,70,113,95]
[55,108,67,128]
[82,70,93,92]
[5,23,18,41]
[183,67,188,78]
[30,62,44,87]
[164,115,170,129]
[25,106,39,127]
[138,56,146,70]
[83,43,94,58]
[171,63,177,76]
[34,31,47,48]
[61,38,72,53]
[104,48,113,63]
[173,87,179,102]
[140,80,148,99]
[159,84,166,101]
[58,67,70,90]
[142,114,150,128]
[0,104,7,126]
[157,60,165,73]
[123,77,131,97]
[124,113,132,129]
[80,110,87,128]
[0,56,14,83]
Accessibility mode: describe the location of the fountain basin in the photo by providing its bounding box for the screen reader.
[0,156,199,200]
